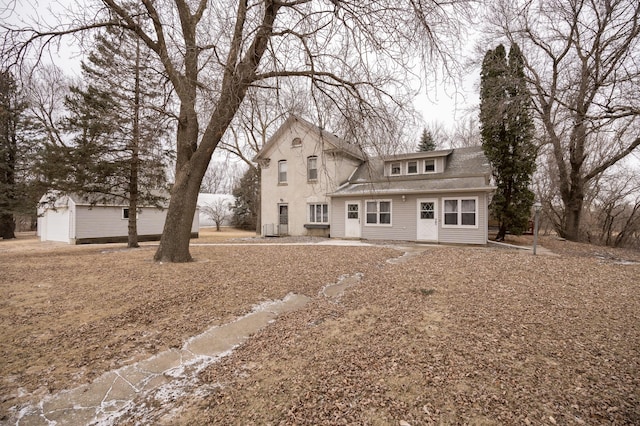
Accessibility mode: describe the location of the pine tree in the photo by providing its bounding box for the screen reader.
[417,128,436,151]
[0,70,32,238]
[231,167,260,231]
[480,43,536,241]
[39,26,170,247]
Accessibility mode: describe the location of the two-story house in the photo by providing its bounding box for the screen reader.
[254,115,365,237]
[254,115,495,244]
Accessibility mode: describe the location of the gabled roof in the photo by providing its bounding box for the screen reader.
[39,190,170,208]
[330,146,494,197]
[253,115,366,162]
[382,148,453,161]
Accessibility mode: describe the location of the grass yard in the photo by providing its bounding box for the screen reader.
[1,230,639,424]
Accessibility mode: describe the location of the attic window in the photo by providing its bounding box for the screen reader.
[424,159,436,173]
[391,162,401,175]
[292,137,302,147]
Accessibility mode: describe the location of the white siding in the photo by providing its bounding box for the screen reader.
[40,207,72,243]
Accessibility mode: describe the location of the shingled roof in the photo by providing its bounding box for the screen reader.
[330,146,494,197]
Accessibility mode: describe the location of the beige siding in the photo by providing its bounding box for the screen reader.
[330,200,346,237]
[438,192,488,245]
[331,192,489,245]
[74,206,166,238]
[260,122,360,236]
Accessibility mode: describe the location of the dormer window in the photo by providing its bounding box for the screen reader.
[424,159,435,173]
[407,161,418,174]
[391,162,401,175]
[292,137,302,147]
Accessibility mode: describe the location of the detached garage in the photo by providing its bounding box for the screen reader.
[37,192,199,244]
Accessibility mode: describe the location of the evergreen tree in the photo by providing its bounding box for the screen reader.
[0,70,37,238]
[480,43,536,241]
[417,128,436,151]
[231,167,260,231]
[38,26,170,247]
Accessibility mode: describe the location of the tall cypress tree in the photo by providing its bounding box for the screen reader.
[480,43,536,241]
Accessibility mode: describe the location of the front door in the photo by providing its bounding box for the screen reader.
[278,204,288,235]
[417,198,438,241]
[345,201,361,238]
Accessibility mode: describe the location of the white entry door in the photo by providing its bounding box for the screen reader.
[345,201,361,238]
[417,198,438,241]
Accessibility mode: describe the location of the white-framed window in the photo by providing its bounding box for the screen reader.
[366,200,392,226]
[307,156,318,181]
[424,159,436,173]
[407,160,418,174]
[309,203,328,223]
[278,160,287,184]
[122,208,138,220]
[292,137,302,147]
[442,197,478,227]
[391,162,401,175]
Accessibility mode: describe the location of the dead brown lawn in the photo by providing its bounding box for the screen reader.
[1,231,639,424]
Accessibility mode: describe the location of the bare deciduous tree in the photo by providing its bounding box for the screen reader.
[200,197,232,232]
[486,0,640,241]
[3,0,469,261]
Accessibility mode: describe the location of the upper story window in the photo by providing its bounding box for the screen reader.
[424,159,436,173]
[443,197,477,227]
[292,137,302,147]
[278,160,287,184]
[307,156,318,181]
[407,160,418,174]
[391,162,401,175]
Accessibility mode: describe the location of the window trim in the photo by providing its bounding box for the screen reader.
[365,199,393,227]
[407,160,418,175]
[122,208,138,220]
[278,160,287,184]
[424,159,436,173]
[307,155,318,181]
[308,202,329,224]
[441,196,478,228]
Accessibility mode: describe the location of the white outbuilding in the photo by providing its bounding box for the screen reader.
[37,192,200,244]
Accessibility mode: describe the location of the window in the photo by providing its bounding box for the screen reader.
[366,200,392,225]
[309,203,328,223]
[408,161,418,174]
[424,159,435,173]
[292,137,302,147]
[122,208,138,220]
[278,160,287,184]
[307,156,318,181]
[443,197,477,227]
[391,162,401,175]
